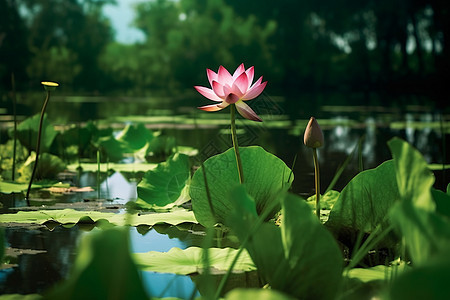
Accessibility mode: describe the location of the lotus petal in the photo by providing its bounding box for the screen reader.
[194,86,222,102]
[198,104,224,112]
[207,69,218,86]
[212,81,225,98]
[242,77,267,100]
[236,101,262,122]
[218,66,233,86]
[232,63,246,79]
[234,72,249,96]
[245,66,254,89]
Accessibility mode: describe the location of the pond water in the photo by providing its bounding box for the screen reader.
[0,173,200,298]
[0,93,449,296]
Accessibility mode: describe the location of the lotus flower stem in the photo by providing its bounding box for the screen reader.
[304,117,324,219]
[25,90,51,201]
[230,104,244,184]
[313,148,320,219]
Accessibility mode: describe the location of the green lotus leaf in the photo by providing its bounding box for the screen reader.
[66,162,158,173]
[0,294,43,300]
[190,146,293,227]
[389,253,450,299]
[326,160,400,239]
[388,138,450,265]
[136,153,190,209]
[226,187,343,299]
[133,246,255,275]
[0,209,197,227]
[0,181,55,194]
[14,114,57,153]
[225,288,296,300]
[346,263,409,283]
[116,123,154,151]
[19,152,66,181]
[97,135,129,162]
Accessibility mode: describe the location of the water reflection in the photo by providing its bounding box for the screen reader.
[129,228,199,298]
[0,226,80,294]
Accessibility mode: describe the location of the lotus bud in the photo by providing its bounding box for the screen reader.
[41,81,59,91]
[304,117,324,148]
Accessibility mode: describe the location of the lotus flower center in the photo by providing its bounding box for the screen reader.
[225,93,240,104]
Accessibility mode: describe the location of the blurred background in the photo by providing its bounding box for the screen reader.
[0,0,449,192]
[0,0,448,105]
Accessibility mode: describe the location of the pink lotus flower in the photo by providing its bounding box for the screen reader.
[195,64,267,122]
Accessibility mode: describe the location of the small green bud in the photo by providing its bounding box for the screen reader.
[41,81,59,91]
[304,117,324,148]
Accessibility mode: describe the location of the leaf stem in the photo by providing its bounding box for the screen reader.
[11,73,17,181]
[97,149,101,200]
[313,148,320,219]
[26,90,51,203]
[230,104,244,184]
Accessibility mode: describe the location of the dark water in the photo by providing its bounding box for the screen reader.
[0,93,449,296]
[0,173,201,298]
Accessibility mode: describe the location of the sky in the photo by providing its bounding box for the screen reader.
[102,0,147,44]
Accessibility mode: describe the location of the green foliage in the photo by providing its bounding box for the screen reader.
[0,209,198,227]
[21,0,113,91]
[226,187,343,299]
[431,188,450,218]
[346,263,409,283]
[136,153,190,209]
[389,254,450,299]
[133,246,256,275]
[0,180,55,194]
[326,160,400,241]
[388,138,450,266]
[66,162,158,173]
[225,288,296,300]
[14,114,57,153]
[44,227,149,300]
[0,140,28,181]
[306,189,340,210]
[0,295,42,300]
[18,152,66,182]
[94,123,177,162]
[190,146,293,227]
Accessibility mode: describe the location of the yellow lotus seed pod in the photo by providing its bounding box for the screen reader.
[41,81,59,91]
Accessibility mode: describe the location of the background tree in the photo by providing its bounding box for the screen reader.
[20,0,114,91]
[0,0,30,93]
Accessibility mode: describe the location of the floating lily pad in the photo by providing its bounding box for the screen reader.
[133,246,255,275]
[0,181,59,194]
[225,288,296,300]
[0,209,198,227]
[66,162,158,173]
[190,146,293,227]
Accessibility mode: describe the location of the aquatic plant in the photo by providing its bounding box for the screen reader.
[195,64,267,184]
[304,117,324,218]
[25,81,59,201]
